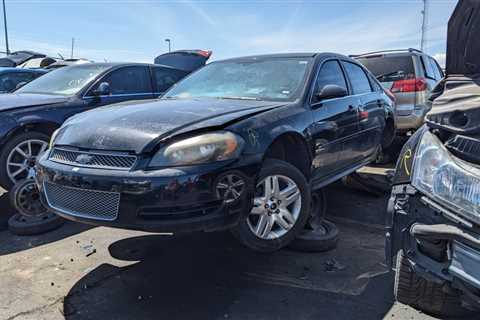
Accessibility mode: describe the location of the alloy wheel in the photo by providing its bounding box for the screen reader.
[6,139,48,184]
[247,174,302,239]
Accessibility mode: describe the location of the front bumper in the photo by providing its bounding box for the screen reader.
[36,151,260,233]
[387,184,480,303]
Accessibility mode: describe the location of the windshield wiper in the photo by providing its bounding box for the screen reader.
[217,96,260,101]
[376,70,405,80]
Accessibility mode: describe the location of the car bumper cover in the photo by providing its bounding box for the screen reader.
[36,152,261,233]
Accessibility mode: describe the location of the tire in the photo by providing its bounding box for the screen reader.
[394,250,471,317]
[8,212,65,236]
[288,220,338,252]
[231,159,311,252]
[10,179,48,217]
[0,131,50,190]
[375,120,397,165]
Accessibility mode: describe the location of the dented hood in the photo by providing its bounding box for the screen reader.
[55,98,283,153]
[426,0,480,135]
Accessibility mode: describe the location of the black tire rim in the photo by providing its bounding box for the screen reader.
[14,180,48,217]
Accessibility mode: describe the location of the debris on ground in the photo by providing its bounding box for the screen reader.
[82,244,97,257]
[324,258,346,272]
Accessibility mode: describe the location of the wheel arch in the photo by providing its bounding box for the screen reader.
[4,120,60,144]
[262,131,312,180]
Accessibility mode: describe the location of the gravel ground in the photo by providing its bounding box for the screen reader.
[0,177,442,320]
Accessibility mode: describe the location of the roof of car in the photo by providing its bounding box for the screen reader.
[216,52,350,63]
[351,48,425,58]
[0,67,47,73]
[65,62,183,71]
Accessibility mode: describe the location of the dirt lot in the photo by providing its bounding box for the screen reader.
[0,174,440,320]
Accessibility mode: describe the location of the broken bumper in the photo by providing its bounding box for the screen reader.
[386,184,480,303]
[36,151,259,233]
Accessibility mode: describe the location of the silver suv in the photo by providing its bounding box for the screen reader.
[354,49,444,134]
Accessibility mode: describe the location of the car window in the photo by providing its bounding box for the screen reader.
[153,67,187,93]
[429,57,444,80]
[357,56,415,83]
[93,66,151,95]
[165,57,313,102]
[367,73,383,92]
[312,60,347,103]
[421,56,436,79]
[0,72,36,92]
[343,62,372,95]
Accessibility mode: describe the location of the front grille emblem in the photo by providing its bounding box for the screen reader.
[75,154,94,165]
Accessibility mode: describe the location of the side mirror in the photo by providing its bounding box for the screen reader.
[315,84,348,101]
[93,82,111,96]
[15,81,27,91]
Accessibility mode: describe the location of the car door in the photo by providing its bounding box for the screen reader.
[85,66,154,107]
[341,61,382,161]
[310,59,359,181]
[151,66,188,97]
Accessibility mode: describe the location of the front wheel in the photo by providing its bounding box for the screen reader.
[232,159,311,252]
[0,131,49,190]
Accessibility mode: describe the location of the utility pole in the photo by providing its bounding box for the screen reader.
[70,37,75,59]
[165,38,171,53]
[421,0,428,52]
[2,0,9,55]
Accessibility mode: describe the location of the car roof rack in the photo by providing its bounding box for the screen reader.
[349,48,423,58]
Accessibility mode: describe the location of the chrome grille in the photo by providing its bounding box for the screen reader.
[49,148,136,170]
[44,182,120,221]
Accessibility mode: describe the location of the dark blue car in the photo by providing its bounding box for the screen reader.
[0,67,47,93]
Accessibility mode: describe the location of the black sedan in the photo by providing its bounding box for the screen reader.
[37,52,395,252]
[0,62,192,189]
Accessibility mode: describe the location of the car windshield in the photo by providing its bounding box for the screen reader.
[357,56,415,83]
[16,64,111,96]
[164,57,312,102]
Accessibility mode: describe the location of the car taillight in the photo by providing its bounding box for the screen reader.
[391,78,427,93]
[196,50,212,58]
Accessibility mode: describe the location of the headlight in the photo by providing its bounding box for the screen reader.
[149,131,244,167]
[49,129,60,149]
[412,130,480,223]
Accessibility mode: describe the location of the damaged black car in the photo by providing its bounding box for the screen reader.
[36,53,395,252]
[387,0,480,316]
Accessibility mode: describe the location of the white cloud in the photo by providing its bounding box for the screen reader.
[433,53,446,68]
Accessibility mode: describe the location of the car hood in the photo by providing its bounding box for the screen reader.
[445,0,480,75]
[0,93,69,112]
[55,98,284,153]
[425,0,480,165]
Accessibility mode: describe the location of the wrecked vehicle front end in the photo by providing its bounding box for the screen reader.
[387,1,480,314]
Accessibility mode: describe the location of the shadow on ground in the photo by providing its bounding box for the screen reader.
[64,223,394,319]
[0,220,93,256]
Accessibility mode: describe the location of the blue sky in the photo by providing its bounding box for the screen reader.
[3,0,457,66]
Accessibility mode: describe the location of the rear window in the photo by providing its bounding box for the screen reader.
[357,56,415,83]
